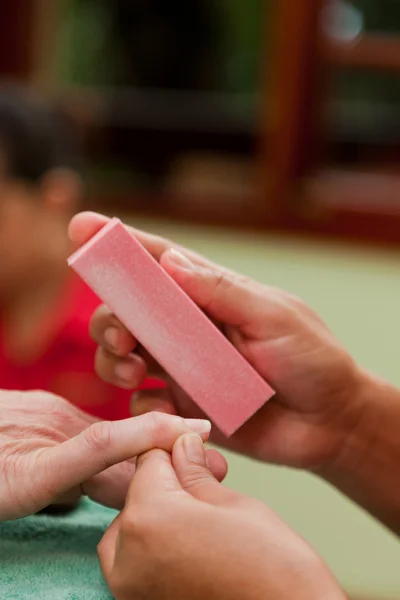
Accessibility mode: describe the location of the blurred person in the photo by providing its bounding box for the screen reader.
[0,88,161,420]
[71,212,400,599]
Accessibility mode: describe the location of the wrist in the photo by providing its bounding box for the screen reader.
[319,369,400,532]
[318,368,382,485]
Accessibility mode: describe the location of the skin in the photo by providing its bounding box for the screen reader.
[70,212,400,598]
[98,433,346,600]
[0,389,225,521]
[0,169,80,349]
[69,212,366,473]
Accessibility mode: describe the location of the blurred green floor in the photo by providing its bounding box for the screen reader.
[128,215,400,600]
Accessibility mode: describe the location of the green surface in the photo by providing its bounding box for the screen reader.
[3,217,400,599]
[0,499,115,600]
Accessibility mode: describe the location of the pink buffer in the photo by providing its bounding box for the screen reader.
[68,218,275,436]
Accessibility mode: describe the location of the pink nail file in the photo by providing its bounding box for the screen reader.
[68,218,274,436]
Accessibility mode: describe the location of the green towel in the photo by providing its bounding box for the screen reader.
[0,500,116,600]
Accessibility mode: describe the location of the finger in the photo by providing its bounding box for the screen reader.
[135,346,166,378]
[48,487,82,507]
[130,395,227,482]
[90,305,137,357]
[95,346,147,389]
[126,448,181,504]
[130,389,177,417]
[98,513,122,580]
[161,249,325,334]
[82,459,136,509]
[205,448,228,483]
[69,212,236,276]
[161,249,262,329]
[38,413,212,506]
[126,400,227,484]
[125,446,226,503]
[172,433,235,505]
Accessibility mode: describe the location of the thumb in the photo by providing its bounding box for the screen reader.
[172,433,235,505]
[161,249,262,328]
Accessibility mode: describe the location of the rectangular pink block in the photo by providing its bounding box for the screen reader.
[68,218,274,436]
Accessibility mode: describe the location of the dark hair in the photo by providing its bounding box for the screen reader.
[0,87,83,183]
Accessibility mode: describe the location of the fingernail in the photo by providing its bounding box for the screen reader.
[105,327,119,349]
[182,433,207,466]
[183,418,211,434]
[115,360,136,383]
[168,249,194,270]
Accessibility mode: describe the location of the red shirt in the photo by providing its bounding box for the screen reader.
[0,274,162,420]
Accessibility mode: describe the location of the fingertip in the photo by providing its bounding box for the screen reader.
[90,306,136,357]
[104,326,119,350]
[104,325,137,357]
[205,449,228,483]
[161,249,194,271]
[173,432,207,468]
[114,356,147,389]
[95,347,148,389]
[160,250,198,286]
[69,211,109,246]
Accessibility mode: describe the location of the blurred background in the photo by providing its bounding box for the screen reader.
[1,1,400,598]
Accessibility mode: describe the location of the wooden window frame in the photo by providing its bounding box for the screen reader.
[2,0,400,247]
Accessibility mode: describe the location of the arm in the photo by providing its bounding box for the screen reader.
[322,372,400,534]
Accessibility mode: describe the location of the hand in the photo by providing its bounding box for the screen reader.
[0,390,225,521]
[98,433,345,600]
[70,212,366,474]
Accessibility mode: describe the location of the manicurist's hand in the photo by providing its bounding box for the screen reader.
[71,212,400,535]
[98,432,346,600]
[70,212,364,472]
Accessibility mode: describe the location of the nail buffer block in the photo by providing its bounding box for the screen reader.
[68,218,275,436]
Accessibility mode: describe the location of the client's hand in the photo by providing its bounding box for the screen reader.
[98,433,346,600]
[0,390,223,521]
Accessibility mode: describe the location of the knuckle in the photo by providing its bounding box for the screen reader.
[119,509,139,536]
[144,411,183,446]
[30,390,66,412]
[29,392,73,429]
[146,411,167,440]
[120,505,164,543]
[212,272,234,302]
[18,391,85,438]
[89,305,111,339]
[180,466,215,492]
[119,507,155,541]
[215,272,234,294]
[203,271,236,313]
[83,421,113,454]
